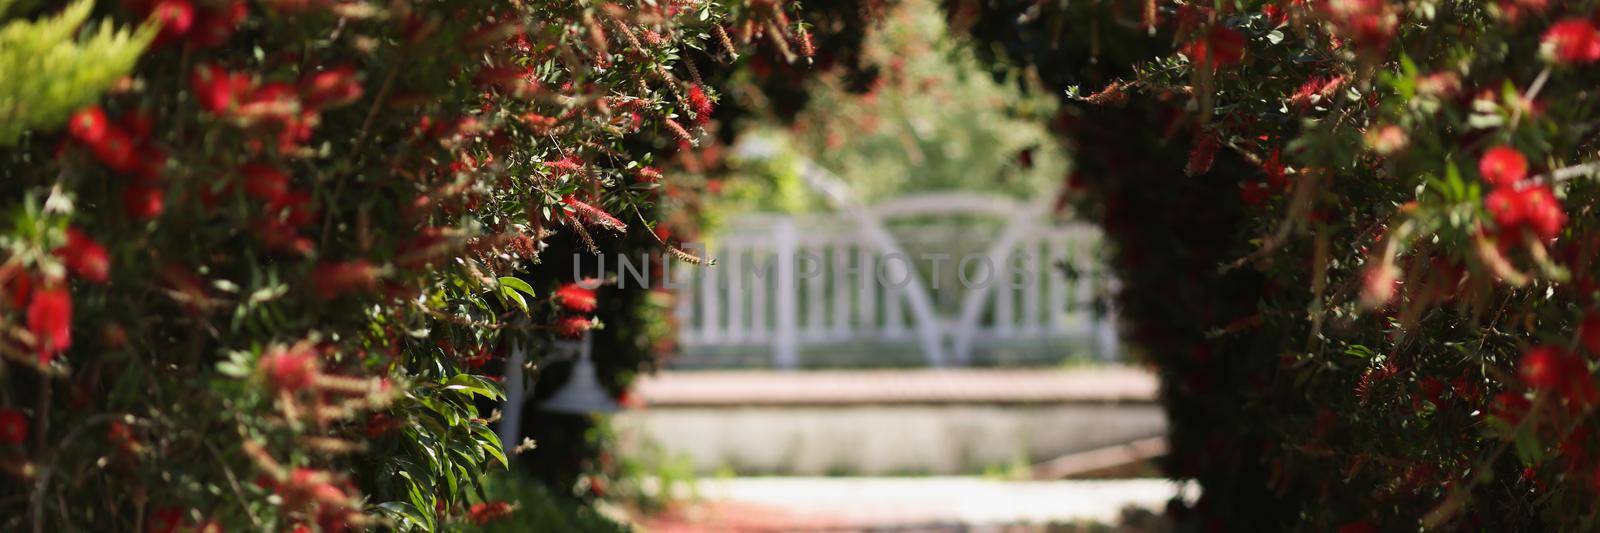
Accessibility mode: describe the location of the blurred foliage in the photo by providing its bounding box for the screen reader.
[0,0,152,144]
[720,0,1065,215]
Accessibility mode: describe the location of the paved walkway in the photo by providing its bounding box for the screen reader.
[633,367,1158,406]
[637,477,1192,532]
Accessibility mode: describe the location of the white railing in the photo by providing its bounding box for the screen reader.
[670,191,1118,369]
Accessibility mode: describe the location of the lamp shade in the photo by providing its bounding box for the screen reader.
[538,332,619,414]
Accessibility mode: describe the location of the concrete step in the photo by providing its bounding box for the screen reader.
[616,367,1164,476]
[635,477,1193,531]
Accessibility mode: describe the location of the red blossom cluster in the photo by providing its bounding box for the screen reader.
[553,281,599,339]
[1479,146,1566,243]
[1541,18,1600,64]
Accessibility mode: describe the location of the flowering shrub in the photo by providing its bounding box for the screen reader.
[0,0,811,530]
[957,0,1600,529]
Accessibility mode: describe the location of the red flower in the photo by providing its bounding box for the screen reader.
[240,163,290,202]
[148,0,195,46]
[554,315,592,339]
[1522,346,1565,390]
[364,413,397,438]
[311,260,380,300]
[301,65,364,109]
[1186,133,1218,176]
[123,182,166,220]
[635,166,663,183]
[1493,391,1533,424]
[6,274,31,310]
[561,195,627,233]
[27,287,72,363]
[1185,27,1246,69]
[1581,313,1600,356]
[87,127,138,174]
[1485,184,1564,241]
[67,106,110,145]
[468,501,514,525]
[687,84,714,125]
[267,190,317,227]
[555,283,598,313]
[191,64,256,114]
[191,1,247,48]
[259,346,318,392]
[1542,19,1600,64]
[55,227,110,284]
[1480,145,1529,188]
[0,409,26,445]
[1319,0,1397,54]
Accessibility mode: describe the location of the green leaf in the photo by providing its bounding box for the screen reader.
[0,0,156,144]
[498,276,536,297]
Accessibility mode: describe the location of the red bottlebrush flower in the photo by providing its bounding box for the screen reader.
[123,182,166,220]
[0,409,26,445]
[301,65,363,108]
[555,283,598,313]
[474,66,537,95]
[1520,186,1566,240]
[635,166,663,183]
[1479,146,1528,188]
[192,1,247,48]
[1262,5,1288,26]
[686,84,714,125]
[27,287,72,363]
[1362,263,1400,309]
[1543,19,1600,65]
[276,468,347,511]
[663,118,695,144]
[1365,125,1407,154]
[88,127,138,174]
[1184,26,1246,68]
[191,64,255,114]
[55,227,111,284]
[1581,313,1600,356]
[561,195,627,233]
[545,155,584,176]
[240,163,290,202]
[148,0,195,45]
[254,217,315,256]
[67,106,110,145]
[1484,187,1524,228]
[1493,391,1533,424]
[1416,72,1461,98]
[243,82,299,119]
[1319,0,1397,54]
[1239,181,1273,206]
[1185,133,1218,176]
[267,189,317,227]
[1521,345,1573,391]
[468,501,514,525]
[521,113,558,133]
[1486,184,1565,241]
[364,413,397,439]
[554,315,592,339]
[259,346,318,392]
[6,274,31,310]
[311,260,380,300]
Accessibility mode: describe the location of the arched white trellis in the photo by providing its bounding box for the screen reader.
[670,146,1117,368]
